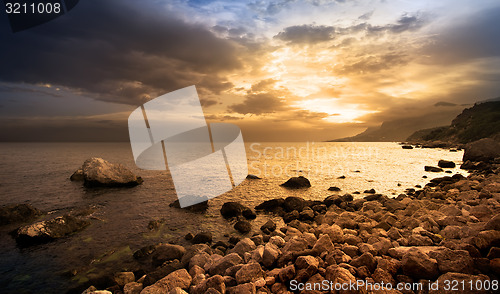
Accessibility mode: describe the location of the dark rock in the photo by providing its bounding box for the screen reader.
[151,244,186,267]
[209,253,243,276]
[463,138,500,162]
[350,252,377,273]
[246,174,261,179]
[338,175,346,179]
[283,210,299,223]
[79,157,142,187]
[234,220,252,234]
[299,208,315,221]
[438,160,456,168]
[260,220,276,233]
[328,186,341,191]
[323,195,342,207]
[284,197,306,212]
[363,193,381,201]
[364,189,376,194]
[241,207,256,220]
[133,244,158,260]
[401,248,439,280]
[484,214,500,231]
[0,203,42,225]
[169,199,208,212]
[402,145,413,149]
[235,263,263,284]
[191,232,212,244]
[280,176,311,189]
[428,248,474,274]
[14,215,89,245]
[184,233,194,241]
[220,202,245,218]
[425,166,443,172]
[255,198,285,213]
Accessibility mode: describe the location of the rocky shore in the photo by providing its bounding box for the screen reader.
[75,142,500,294]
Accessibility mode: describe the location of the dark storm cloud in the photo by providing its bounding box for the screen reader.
[274,24,336,44]
[0,0,241,105]
[374,13,425,34]
[421,6,500,64]
[275,13,426,45]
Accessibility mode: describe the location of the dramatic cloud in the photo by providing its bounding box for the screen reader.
[274,24,336,44]
[0,0,241,105]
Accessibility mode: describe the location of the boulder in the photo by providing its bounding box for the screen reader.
[79,157,143,187]
[428,247,474,274]
[209,253,243,276]
[280,176,311,189]
[484,214,500,231]
[235,263,264,284]
[234,220,252,234]
[463,138,500,162]
[425,166,444,172]
[226,283,256,294]
[350,252,377,273]
[401,248,439,280]
[124,282,143,294]
[220,202,245,218]
[260,219,276,234]
[230,238,256,257]
[152,244,186,267]
[191,232,212,244]
[141,269,191,293]
[0,203,42,225]
[438,160,456,168]
[191,275,225,294]
[254,198,284,211]
[14,215,89,245]
[328,186,341,191]
[284,196,306,212]
[262,242,280,267]
[114,272,135,287]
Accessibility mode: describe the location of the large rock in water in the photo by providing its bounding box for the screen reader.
[463,138,500,162]
[74,157,143,187]
[280,176,311,188]
[14,215,89,245]
[0,203,42,225]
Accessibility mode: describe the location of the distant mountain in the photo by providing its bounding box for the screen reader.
[406,100,500,144]
[329,109,462,142]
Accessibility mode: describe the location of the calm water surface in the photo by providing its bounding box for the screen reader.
[0,142,467,293]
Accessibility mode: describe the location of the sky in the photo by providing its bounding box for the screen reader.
[1,0,500,142]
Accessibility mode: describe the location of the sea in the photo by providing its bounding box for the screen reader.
[0,142,467,293]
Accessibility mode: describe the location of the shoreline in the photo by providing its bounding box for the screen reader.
[75,156,499,293]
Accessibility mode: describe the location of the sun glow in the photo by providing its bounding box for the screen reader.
[294,98,378,123]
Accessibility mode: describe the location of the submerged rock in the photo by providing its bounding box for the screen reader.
[72,157,143,187]
[14,215,89,245]
[0,203,42,225]
[438,160,456,168]
[280,176,311,189]
[425,166,444,172]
